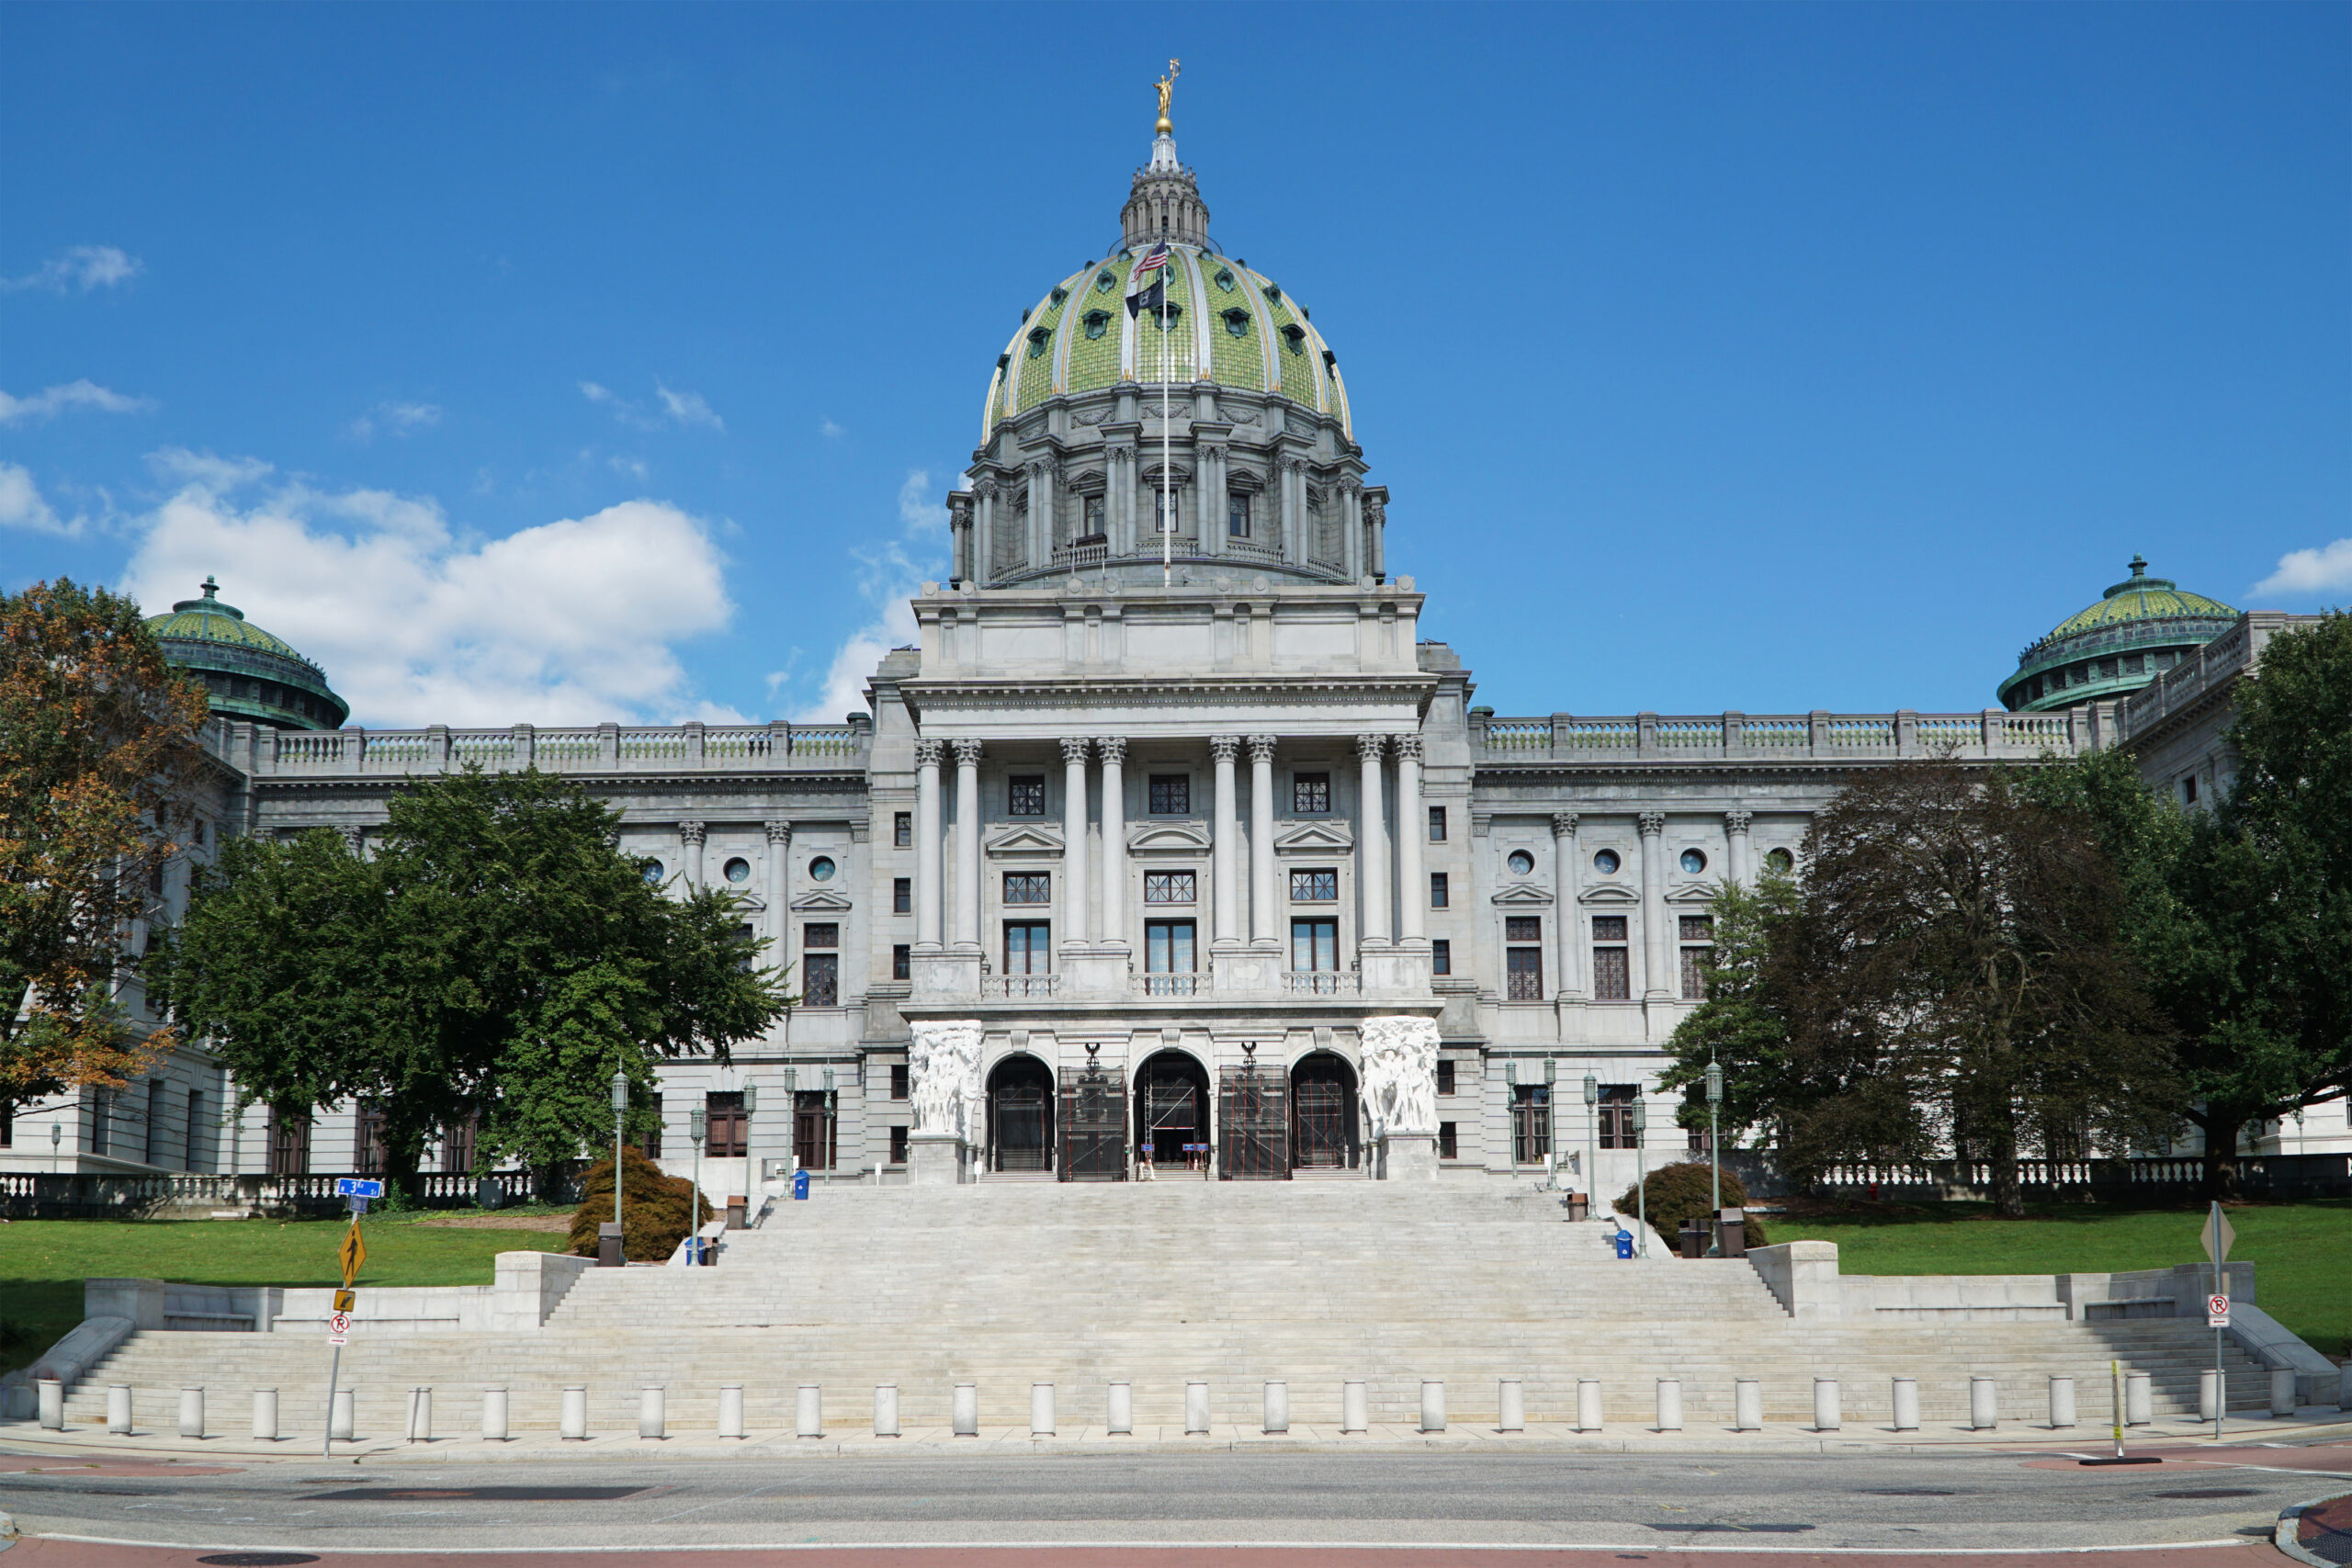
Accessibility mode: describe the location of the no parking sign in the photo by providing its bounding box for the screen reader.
[328,1310,352,1346]
[2207,1294,2230,1328]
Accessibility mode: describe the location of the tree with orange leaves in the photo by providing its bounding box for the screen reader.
[0,579,212,1106]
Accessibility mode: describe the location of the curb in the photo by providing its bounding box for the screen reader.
[2278,1489,2352,1568]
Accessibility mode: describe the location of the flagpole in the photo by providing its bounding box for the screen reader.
[1160,264,1171,587]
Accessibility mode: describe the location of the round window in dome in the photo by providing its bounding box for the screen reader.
[1765,847,1795,874]
[1592,849,1622,875]
[640,860,664,885]
[1222,307,1250,338]
[1215,267,1237,291]
[1083,309,1110,340]
[1506,850,1534,877]
[808,856,836,882]
[1679,849,1708,875]
[1094,269,1116,293]
[724,857,752,884]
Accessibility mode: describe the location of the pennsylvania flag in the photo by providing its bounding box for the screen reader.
[1125,243,1172,318]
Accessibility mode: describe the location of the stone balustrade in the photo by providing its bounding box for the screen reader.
[1471,709,2085,762]
[205,719,870,777]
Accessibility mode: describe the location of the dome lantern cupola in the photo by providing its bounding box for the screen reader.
[1998,555,2239,713]
[145,576,350,731]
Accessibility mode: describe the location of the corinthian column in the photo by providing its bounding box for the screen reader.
[1099,738,1127,947]
[1393,734,1425,944]
[1638,811,1670,999]
[1357,734,1390,945]
[1248,735,1278,948]
[679,820,707,891]
[953,739,982,950]
[1552,813,1583,999]
[1061,737,1091,947]
[765,820,793,976]
[1210,736,1241,946]
[1724,809,1753,885]
[913,740,944,951]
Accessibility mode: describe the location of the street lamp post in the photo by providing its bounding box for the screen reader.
[822,1068,837,1176]
[1704,1059,1724,1229]
[51,1119,62,1176]
[609,1070,628,1234]
[1631,1097,1649,1258]
[784,1067,797,1173]
[1544,1056,1558,1190]
[1582,1072,1599,1216]
[687,1107,707,1265]
[1505,1061,1519,1179]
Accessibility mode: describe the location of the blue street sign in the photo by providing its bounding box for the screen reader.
[334,1178,385,1199]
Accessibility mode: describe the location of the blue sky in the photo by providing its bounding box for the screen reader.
[5,3,2345,727]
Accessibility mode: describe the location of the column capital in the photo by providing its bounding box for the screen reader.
[765,820,793,846]
[1060,736,1092,766]
[1724,809,1753,833]
[1638,811,1666,839]
[1392,732,1423,762]
[1209,735,1242,763]
[1247,733,1277,764]
[1552,811,1578,840]
[952,737,984,767]
[1097,736,1127,766]
[914,738,947,768]
[1355,732,1389,763]
[679,820,707,847]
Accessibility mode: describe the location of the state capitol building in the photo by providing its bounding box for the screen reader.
[8,108,2333,1200]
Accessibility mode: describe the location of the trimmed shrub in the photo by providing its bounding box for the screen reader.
[1616,1160,1767,1250]
[569,1147,714,1262]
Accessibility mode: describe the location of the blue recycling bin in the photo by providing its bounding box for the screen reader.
[1614,1228,1635,1259]
[792,1168,810,1201]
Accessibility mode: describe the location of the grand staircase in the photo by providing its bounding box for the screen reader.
[58,1183,2274,1438]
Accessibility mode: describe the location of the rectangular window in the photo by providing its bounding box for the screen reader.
[1004,872,1050,905]
[1437,1122,1458,1160]
[1679,916,1713,942]
[1431,937,1451,976]
[892,943,910,980]
[1592,913,1631,1000]
[1290,868,1338,902]
[640,1093,663,1158]
[1505,915,1541,943]
[1506,944,1544,1000]
[267,1109,311,1175]
[1599,1084,1638,1149]
[1008,775,1046,816]
[1004,920,1051,974]
[804,952,840,1007]
[893,876,911,914]
[1428,805,1447,841]
[890,1064,910,1100]
[889,1124,910,1165]
[894,811,912,848]
[1143,870,1196,904]
[146,1077,165,1166]
[794,1089,836,1171]
[1293,773,1330,814]
[1680,946,1713,999]
[185,1089,203,1170]
[732,921,756,974]
[1148,774,1190,815]
[0,1101,11,1146]
[1154,490,1176,534]
[1144,919,1196,974]
[1291,917,1339,972]
[1436,1059,1456,1096]
[706,1090,747,1157]
[804,922,839,948]
[1227,492,1250,537]
[356,1100,386,1174]
[2182,775,2199,805]
[1082,495,1105,537]
[1430,872,1449,908]
[1513,1084,1553,1163]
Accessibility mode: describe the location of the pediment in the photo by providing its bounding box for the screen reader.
[724,894,768,914]
[1577,884,1641,907]
[986,824,1066,855]
[1667,881,1720,904]
[790,887,854,912]
[1490,884,1555,908]
[1273,819,1355,852]
[1127,820,1212,853]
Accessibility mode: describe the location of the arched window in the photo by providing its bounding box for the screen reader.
[1083,310,1110,340]
[1222,307,1250,338]
[1282,323,1307,355]
[1026,326,1051,358]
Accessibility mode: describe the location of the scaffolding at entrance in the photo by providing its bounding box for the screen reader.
[1057,1056,1126,1181]
[1219,1054,1287,1180]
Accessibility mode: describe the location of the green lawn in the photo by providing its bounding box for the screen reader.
[1763,1199,2352,1359]
[0,1214,568,1375]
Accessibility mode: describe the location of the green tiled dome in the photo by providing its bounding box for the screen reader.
[1998,557,2240,714]
[981,245,1351,441]
[2047,558,2236,637]
[146,578,349,731]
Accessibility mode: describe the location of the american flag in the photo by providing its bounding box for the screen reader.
[1135,242,1171,279]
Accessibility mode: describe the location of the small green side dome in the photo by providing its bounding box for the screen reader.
[146,577,349,731]
[1999,557,2240,713]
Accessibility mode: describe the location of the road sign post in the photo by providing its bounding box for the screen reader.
[2201,1201,2233,1443]
[321,1194,375,1456]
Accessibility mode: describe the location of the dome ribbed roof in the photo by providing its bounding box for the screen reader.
[2046,556,2236,637]
[147,581,311,660]
[1997,556,2242,714]
[146,577,348,731]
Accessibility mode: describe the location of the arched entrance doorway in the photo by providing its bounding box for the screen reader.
[1291,1051,1360,1170]
[987,1055,1054,1173]
[1135,1050,1211,1173]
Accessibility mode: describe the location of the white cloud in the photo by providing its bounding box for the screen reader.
[119,454,736,728]
[2252,539,2352,599]
[608,455,650,481]
[790,468,949,723]
[2,245,142,293]
[581,378,724,433]
[0,378,154,424]
[898,468,947,534]
[820,418,846,440]
[0,462,91,537]
[655,383,724,433]
[345,400,443,443]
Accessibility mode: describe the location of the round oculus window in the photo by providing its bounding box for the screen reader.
[1765,847,1795,873]
[1680,849,1708,874]
[640,860,664,884]
[1592,849,1622,875]
[808,855,836,882]
[1506,850,1534,876]
[724,856,752,884]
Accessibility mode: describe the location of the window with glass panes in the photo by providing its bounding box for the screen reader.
[803,923,840,1006]
[1431,938,1451,976]
[1436,1059,1456,1096]
[892,943,910,980]
[1004,873,1050,905]
[1437,1122,1458,1159]
[1154,490,1176,533]
[1505,915,1544,999]
[1591,914,1631,1000]
[1145,919,1195,973]
[1007,775,1046,816]
[1293,773,1330,813]
[639,1093,663,1158]
[1081,495,1105,536]
[1428,806,1447,841]
[705,1090,747,1157]
[1004,921,1050,974]
[894,811,911,848]
[1148,774,1190,814]
[1228,492,1252,536]
[1291,917,1339,971]
[1598,1083,1638,1148]
[889,1125,910,1164]
[1430,872,1449,908]
[890,1064,910,1100]
[1513,1084,1552,1163]
[1144,870,1195,904]
[1291,868,1337,901]
[1679,915,1714,999]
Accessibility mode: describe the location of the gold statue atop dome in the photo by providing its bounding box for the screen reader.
[1155,59,1181,136]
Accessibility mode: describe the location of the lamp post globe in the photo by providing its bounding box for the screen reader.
[688,1107,707,1262]
[1630,1097,1649,1258]
[610,1068,629,1231]
[1582,1072,1599,1215]
[1703,1059,1724,1227]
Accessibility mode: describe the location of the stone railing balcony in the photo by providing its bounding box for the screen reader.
[1469,709,2083,764]
[983,974,1060,999]
[211,718,871,778]
[1136,974,1202,998]
[1284,970,1360,996]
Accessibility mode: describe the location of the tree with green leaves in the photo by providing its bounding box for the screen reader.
[1657,871,1801,1145]
[152,768,794,1194]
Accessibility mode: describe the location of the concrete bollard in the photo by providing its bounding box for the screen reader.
[1185,1381,1210,1435]
[107,1384,131,1436]
[560,1385,587,1440]
[797,1383,822,1438]
[866,1384,891,1439]
[1656,1379,1682,1432]
[720,1383,746,1439]
[178,1386,204,1438]
[2125,1371,2152,1427]
[1497,1379,1524,1433]
[1419,1380,1445,1434]
[2199,1369,2221,1422]
[1734,1379,1762,1432]
[331,1387,355,1442]
[1576,1378,1602,1433]
[1969,1376,1996,1430]
[2049,1376,2075,1429]
[1107,1382,1132,1436]
[1030,1382,1054,1438]
[1892,1377,1919,1432]
[38,1378,63,1431]
[952,1382,978,1438]
[482,1386,509,1441]
[406,1386,432,1443]
[639,1385,664,1439]
[1341,1381,1368,1434]
[1813,1378,1840,1432]
[2340,1363,2352,1413]
[1263,1381,1288,1435]
[2271,1369,2298,1418]
[252,1388,277,1441]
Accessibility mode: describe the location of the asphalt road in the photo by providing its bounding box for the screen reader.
[0,1443,2342,1558]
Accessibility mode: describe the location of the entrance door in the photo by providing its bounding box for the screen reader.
[794,1090,835,1170]
[1058,1060,1127,1180]
[1291,1052,1358,1169]
[1136,1052,1209,1170]
[989,1055,1054,1172]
